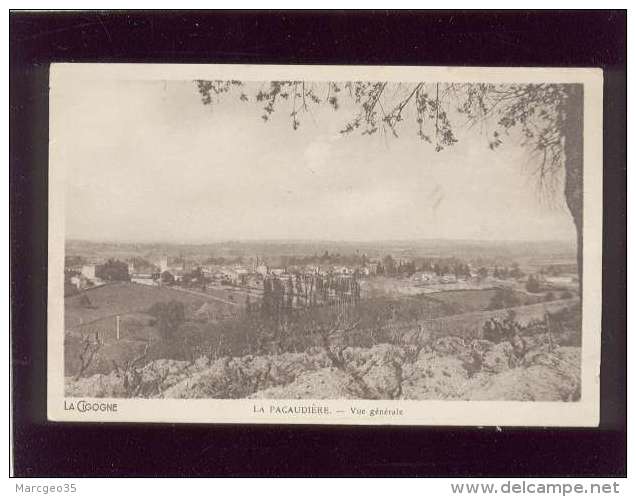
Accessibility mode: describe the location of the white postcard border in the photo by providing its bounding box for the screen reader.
[47,64,603,426]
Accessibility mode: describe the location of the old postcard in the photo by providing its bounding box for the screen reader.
[47,64,602,425]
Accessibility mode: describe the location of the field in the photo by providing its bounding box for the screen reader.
[397,298,579,343]
[421,288,543,313]
[64,282,246,377]
[361,276,521,299]
[65,282,240,329]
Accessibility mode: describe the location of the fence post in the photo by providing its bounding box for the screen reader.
[116,315,120,341]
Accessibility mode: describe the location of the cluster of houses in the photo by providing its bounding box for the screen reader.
[198,257,379,288]
[66,253,490,295]
[64,262,104,291]
[65,254,385,292]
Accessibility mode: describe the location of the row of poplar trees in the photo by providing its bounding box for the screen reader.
[260,273,361,322]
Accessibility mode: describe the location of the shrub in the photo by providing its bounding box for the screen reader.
[525,275,541,293]
[488,288,521,310]
[78,294,95,308]
[96,259,130,282]
[148,301,186,339]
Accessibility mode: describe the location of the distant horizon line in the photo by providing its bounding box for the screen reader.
[65,236,576,246]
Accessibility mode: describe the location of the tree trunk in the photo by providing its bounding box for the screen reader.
[562,85,584,298]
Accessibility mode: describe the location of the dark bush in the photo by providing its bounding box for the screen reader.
[148,301,186,339]
[488,288,521,310]
[525,275,541,293]
[96,259,130,282]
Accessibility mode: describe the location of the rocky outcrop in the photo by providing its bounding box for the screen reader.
[65,334,581,402]
[466,347,581,401]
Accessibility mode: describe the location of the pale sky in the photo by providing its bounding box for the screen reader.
[53,79,576,244]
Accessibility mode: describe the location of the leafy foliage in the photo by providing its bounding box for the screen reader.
[148,300,186,339]
[95,259,130,282]
[525,275,542,293]
[487,288,521,310]
[196,80,572,189]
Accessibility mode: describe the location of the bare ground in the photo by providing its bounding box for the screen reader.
[65,334,580,402]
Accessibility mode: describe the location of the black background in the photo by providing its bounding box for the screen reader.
[10,10,627,477]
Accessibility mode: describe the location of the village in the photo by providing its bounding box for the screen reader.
[64,248,579,303]
[67,254,375,290]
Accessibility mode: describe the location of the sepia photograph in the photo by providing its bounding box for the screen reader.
[10,9,627,480]
[46,64,603,425]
